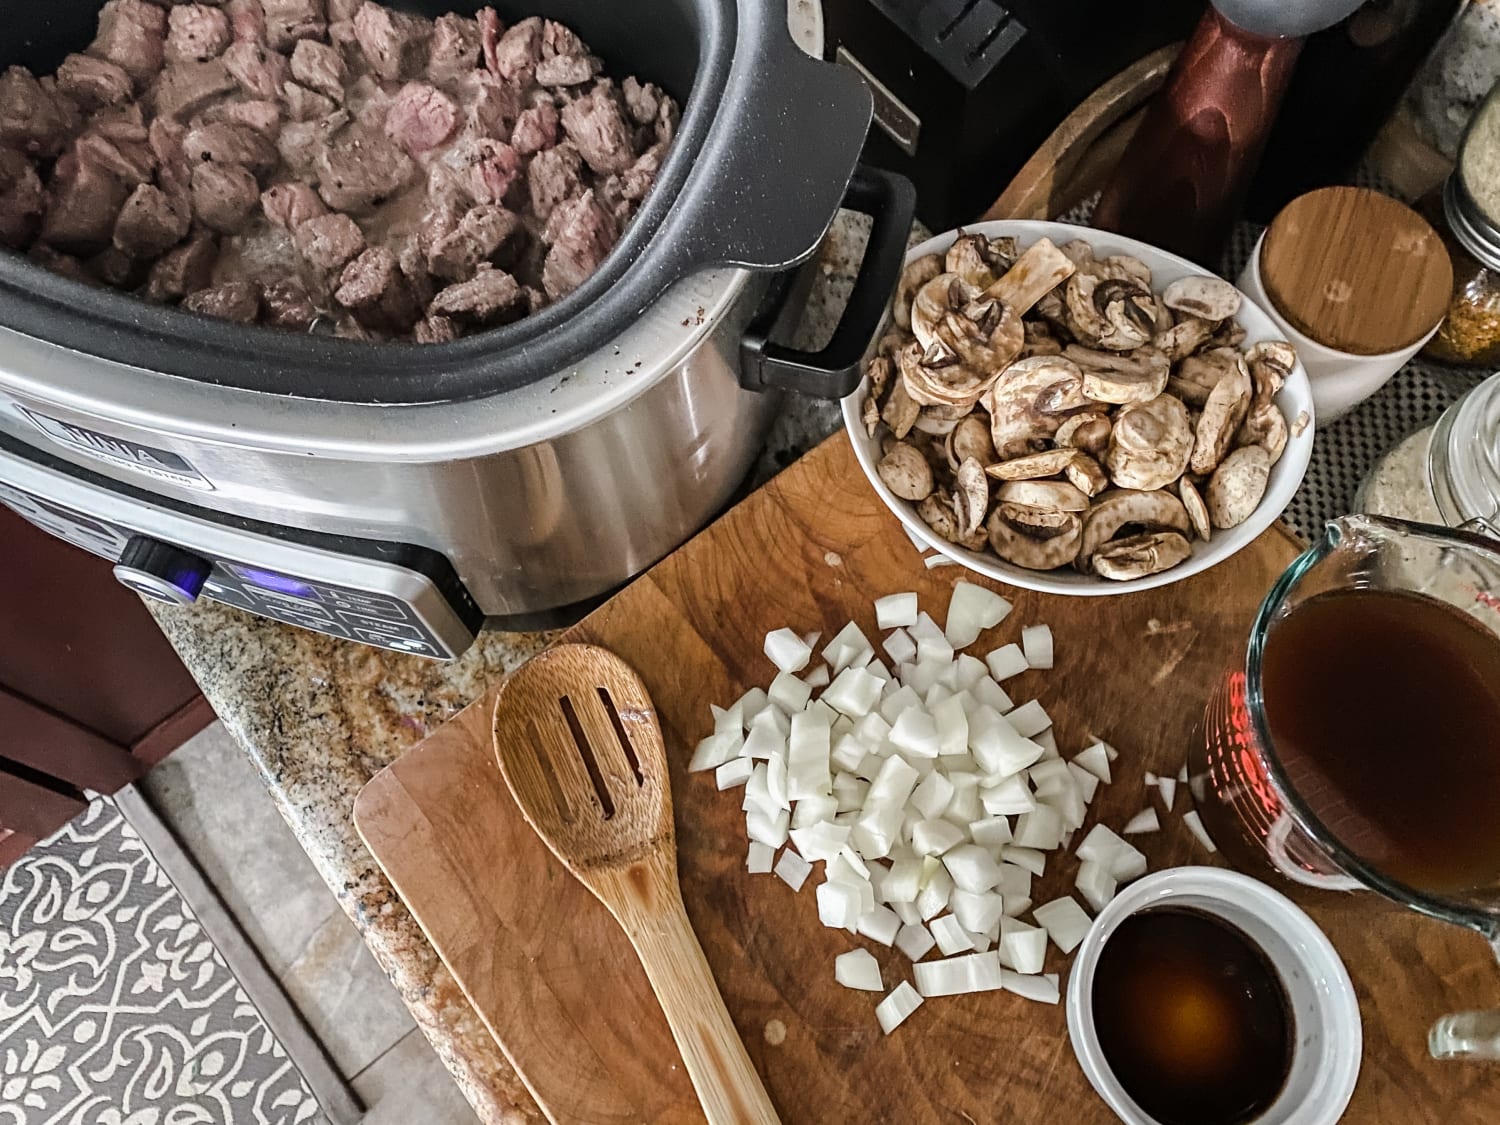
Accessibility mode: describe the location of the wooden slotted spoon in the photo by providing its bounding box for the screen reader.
[492,644,780,1125]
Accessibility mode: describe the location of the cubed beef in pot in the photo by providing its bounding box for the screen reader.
[541,188,618,301]
[148,117,192,197]
[335,245,419,328]
[56,55,134,111]
[534,21,598,88]
[352,2,432,82]
[448,136,519,206]
[282,82,336,122]
[429,265,522,324]
[560,86,635,174]
[427,14,480,84]
[183,121,279,173]
[191,161,260,232]
[510,100,557,156]
[88,0,167,84]
[184,279,262,322]
[223,42,289,101]
[167,5,232,63]
[526,142,581,222]
[226,0,267,45]
[29,244,91,285]
[40,145,130,255]
[204,98,283,139]
[427,203,520,281]
[488,16,541,83]
[113,182,190,257]
[0,68,77,159]
[144,231,218,300]
[261,181,326,228]
[0,148,45,250]
[314,123,414,211]
[276,108,348,178]
[154,59,238,122]
[263,0,327,52]
[457,71,520,141]
[293,212,365,270]
[615,142,665,203]
[262,277,319,329]
[76,131,154,188]
[327,0,363,22]
[290,40,346,101]
[620,77,664,127]
[87,246,142,288]
[413,314,458,343]
[385,82,457,155]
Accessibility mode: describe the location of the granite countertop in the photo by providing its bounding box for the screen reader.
[146,213,875,1123]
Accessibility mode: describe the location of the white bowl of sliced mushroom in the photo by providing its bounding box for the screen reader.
[843,220,1315,594]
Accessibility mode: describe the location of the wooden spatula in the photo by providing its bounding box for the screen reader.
[492,644,781,1125]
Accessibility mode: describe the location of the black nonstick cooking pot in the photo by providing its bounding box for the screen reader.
[0,0,913,404]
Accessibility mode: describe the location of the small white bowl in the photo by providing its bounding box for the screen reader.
[842,220,1316,597]
[1066,868,1362,1125]
[1237,230,1440,424]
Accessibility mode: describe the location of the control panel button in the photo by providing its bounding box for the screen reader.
[113,536,213,605]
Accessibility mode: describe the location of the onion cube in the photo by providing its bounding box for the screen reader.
[996,862,1032,900]
[882,627,918,666]
[943,844,1003,893]
[875,592,919,630]
[1001,922,1047,974]
[768,671,812,715]
[715,757,755,790]
[1076,824,1129,867]
[747,841,774,874]
[945,582,1012,648]
[1020,624,1054,670]
[889,709,941,759]
[985,643,1029,682]
[950,654,991,692]
[910,771,955,821]
[767,754,790,811]
[803,664,831,689]
[929,914,974,956]
[1032,896,1093,954]
[915,949,1004,997]
[831,733,867,774]
[1006,700,1051,739]
[876,981,924,1034]
[1183,810,1218,852]
[1034,728,1060,757]
[970,816,1013,848]
[1014,806,1063,850]
[789,821,849,863]
[1110,842,1149,883]
[879,684,924,725]
[742,714,787,761]
[950,889,1005,935]
[689,730,743,772]
[853,804,904,859]
[1003,896,1032,919]
[931,695,969,756]
[817,880,863,930]
[835,948,884,991]
[891,900,922,926]
[999,845,1045,876]
[896,921,937,962]
[912,818,966,857]
[741,762,771,814]
[909,611,944,643]
[853,711,893,746]
[764,627,812,673]
[917,867,953,921]
[774,848,812,891]
[971,676,1013,715]
[980,775,1036,816]
[823,666,884,718]
[787,712,832,800]
[867,755,921,808]
[1073,741,1113,784]
[944,785,984,825]
[882,857,923,903]
[1028,758,1071,793]
[1159,775,1178,811]
[823,621,873,674]
[1076,860,1118,912]
[858,904,902,947]
[733,687,770,728]
[1067,761,1101,803]
[971,709,1046,776]
[830,774,866,813]
[916,634,955,666]
[746,807,790,848]
[1001,970,1060,1005]
[1123,807,1160,835]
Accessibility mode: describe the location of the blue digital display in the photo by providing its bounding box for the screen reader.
[234,565,316,599]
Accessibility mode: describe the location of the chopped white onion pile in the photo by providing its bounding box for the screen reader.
[690,581,1172,1035]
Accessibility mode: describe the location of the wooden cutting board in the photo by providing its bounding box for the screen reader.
[354,433,1500,1124]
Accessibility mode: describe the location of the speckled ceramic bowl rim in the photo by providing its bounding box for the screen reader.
[840,220,1317,596]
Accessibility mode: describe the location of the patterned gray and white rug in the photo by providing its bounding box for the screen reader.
[0,798,321,1125]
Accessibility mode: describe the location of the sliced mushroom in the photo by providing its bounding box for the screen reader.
[997,479,1090,511]
[1095,254,1153,288]
[945,233,1008,288]
[1168,347,1242,407]
[953,457,989,536]
[1064,452,1109,497]
[981,355,1092,459]
[1207,445,1271,529]
[1178,476,1211,541]
[1054,414,1112,458]
[1153,315,1216,362]
[1022,319,1064,357]
[862,392,880,437]
[1065,271,1158,351]
[877,442,932,501]
[893,254,942,331]
[984,448,1077,480]
[1236,399,1289,464]
[946,415,995,470]
[1190,356,1253,475]
[920,493,988,551]
[987,502,1082,570]
[911,273,972,351]
[881,374,920,439]
[1209,318,1248,349]
[904,288,1026,406]
[1066,344,1170,405]
[1162,276,1241,321]
[1103,394,1194,491]
[913,411,962,436]
[1059,240,1095,270]
[866,353,892,401]
[1076,488,1191,572]
[878,329,913,359]
[983,236,1076,317]
[1245,340,1295,402]
[1092,531,1193,580]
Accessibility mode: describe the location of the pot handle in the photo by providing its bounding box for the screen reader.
[739,166,916,400]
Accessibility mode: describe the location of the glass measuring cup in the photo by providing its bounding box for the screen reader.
[1188,514,1500,1060]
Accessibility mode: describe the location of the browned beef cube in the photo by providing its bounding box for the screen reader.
[29,243,92,285]
[535,21,598,88]
[541,189,618,300]
[428,14,481,84]
[314,123,413,212]
[88,0,168,84]
[263,0,327,52]
[205,98,283,138]
[327,0,362,22]
[384,82,457,155]
[616,142,664,203]
[144,231,217,300]
[154,60,238,122]
[56,55,134,111]
[427,204,520,281]
[620,77,663,126]
[526,142,581,222]
[293,212,364,270]
[191,161,259,232]
[184,280,262,322]
[260,181,326,228]
[113,183,191,258]
[510,100,557,155]
[395,232,436,307]
[87,246,143,288]
[226,0,267,44]
[223,42,289,100]
[0,68,76,159]
[290,40,345,101]
[490,16,541,82]
[451,137,520,206]
[477,7,502,75]
[429,266,521,324]
[345,75,395,131]
[282,82,336,122]
[457,71,520,140]
[262,278,319,329]
[76,132,154,192]
[655,96,679,148]
[413,315,458,343]
[335,245,417,328]
[40,146,130,254]
[560,86,635,174]
[276,108,347,177]
[0,147,45,250]
[182,121,279,176]
[167,5,232,63]
[352,2,432,82]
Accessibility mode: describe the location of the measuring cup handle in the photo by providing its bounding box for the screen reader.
[1431,1010,1500,1060]
[1264,814,1363,891]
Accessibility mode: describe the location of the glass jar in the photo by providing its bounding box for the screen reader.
[1429,370,1500,535]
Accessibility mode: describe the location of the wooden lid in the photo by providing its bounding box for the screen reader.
[1259,186,1453,355]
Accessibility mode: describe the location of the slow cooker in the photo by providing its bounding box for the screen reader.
[0,0,914,658]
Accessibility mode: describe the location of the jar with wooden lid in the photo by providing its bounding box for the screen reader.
[1422,79,1500,366]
